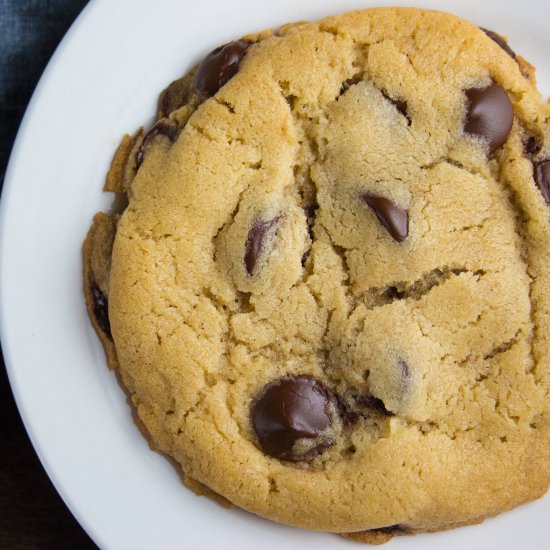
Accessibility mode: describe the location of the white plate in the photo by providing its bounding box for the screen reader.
[1,0,548,548]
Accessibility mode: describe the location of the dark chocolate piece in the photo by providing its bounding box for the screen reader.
[157,73,194,119]
[252,376,336,461]
[481,28,516,60]
[244,217,279,275]
[91,285,111,339]
[136,120,178,169]
[361,194,409,242]
[534,159,550,204]
[194,40,250,98]
[464,82,513,154]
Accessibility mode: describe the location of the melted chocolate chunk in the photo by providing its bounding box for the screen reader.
[481,28,517,60]
[464,82,513,154]
[194,40,250,98]
[157,74,194,119]
[361,194,409,242]
[244,216,279,275]
[91,285,111,338]
[524,135,542,156]
[252,376,336,461]
[136,120,178,169]
[534,159,550,204]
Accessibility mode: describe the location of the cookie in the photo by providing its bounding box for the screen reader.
[84,7,550,542]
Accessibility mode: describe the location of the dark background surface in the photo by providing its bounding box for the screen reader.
[1,1,97,548]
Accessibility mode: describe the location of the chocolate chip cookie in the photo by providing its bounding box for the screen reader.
[84,7,550,543]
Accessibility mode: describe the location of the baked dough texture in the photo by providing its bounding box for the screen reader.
[84,7,550,543]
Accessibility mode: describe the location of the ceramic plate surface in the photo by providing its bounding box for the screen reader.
[1,0,549,548]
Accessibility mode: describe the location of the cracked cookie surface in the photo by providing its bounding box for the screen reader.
[84,7,550,542]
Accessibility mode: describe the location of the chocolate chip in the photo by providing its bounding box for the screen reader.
[481,28,517,60]
[524,135,542,156]
[136,120,178,169]
[464,82,513,154]
[361,194,409,242]
[194,40,250,98]
[252,376,336,461]
[157,72,195,119]
[91,285,111,338]
[244,216,279,275]
[533,159,550,204]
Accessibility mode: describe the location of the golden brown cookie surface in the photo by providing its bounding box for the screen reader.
[85,7,550,541]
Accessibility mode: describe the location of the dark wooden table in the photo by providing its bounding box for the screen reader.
[1,1,97,548]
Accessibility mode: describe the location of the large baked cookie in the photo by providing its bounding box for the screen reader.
[84,7,550,543]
